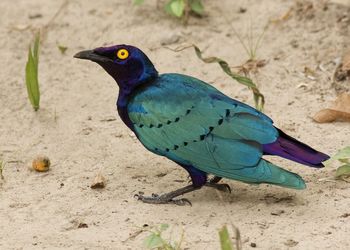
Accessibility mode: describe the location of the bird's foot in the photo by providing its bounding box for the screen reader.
[135,192,192,206]
[206,176,231,193]
[134,179,231,206]
[134,184,199,206]
[205,182,232,193]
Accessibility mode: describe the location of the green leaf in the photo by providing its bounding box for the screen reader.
[166,0,185,17]
[57,45,68,54]
[189,0,204,15]
[330,147,350,162]
[193,45,265,111]
[144,233,164,249]
[159,224,169,232]
[133,0,144,5]
[335,164,350,179]
[219,225,234,250]
[25,34,40,111]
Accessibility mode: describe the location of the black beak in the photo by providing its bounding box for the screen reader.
[74,50,112,63]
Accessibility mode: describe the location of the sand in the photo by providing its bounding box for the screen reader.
[1,0,350,249]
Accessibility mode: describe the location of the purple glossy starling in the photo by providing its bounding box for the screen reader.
[74,44,329,205]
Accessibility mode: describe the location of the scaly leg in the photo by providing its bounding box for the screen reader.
[135,179,231,205]
[135,185,198,206]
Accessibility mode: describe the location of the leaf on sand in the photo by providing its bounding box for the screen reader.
[324,146,350,180]
[143,233,164,249]
[329,146,350,162]
[335,164,350,181]
[334,49,350,81]
[313,93,350,123]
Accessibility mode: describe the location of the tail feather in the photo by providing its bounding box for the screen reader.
[262,128,330,168]
[261,160,306,189]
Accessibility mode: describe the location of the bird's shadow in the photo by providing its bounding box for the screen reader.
[188,183,306,208]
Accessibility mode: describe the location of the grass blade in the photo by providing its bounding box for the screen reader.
[25,32,40,111]
[219,225,234,250]
[33,32,40,66]
[193,45,265,111]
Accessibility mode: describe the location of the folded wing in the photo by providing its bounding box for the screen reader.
[127,73,305,189]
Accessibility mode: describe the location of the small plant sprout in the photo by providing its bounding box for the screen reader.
[326,146,350,181]
[219,224,242,250]
[219,225,234,250]
[143,224,184,250]
[134,0,204,23]
[25,32,41,111]
[229,19,268,62]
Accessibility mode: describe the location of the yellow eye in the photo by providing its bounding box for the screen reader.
[117,49,129,60]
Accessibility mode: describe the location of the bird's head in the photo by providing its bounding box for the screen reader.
[74,44,158,92]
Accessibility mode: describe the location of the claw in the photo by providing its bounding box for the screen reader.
[205,182,232,193]
[134,192,143,200]
[220,184,231,193]
[170,198,192,206]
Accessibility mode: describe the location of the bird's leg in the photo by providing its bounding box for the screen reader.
[135,178,231,205]
[135,185,200,206]
[205,176,231,193]
[135,164,205,205]
[135,165,231,205]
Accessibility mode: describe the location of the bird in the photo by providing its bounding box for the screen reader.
[74,44,329,205]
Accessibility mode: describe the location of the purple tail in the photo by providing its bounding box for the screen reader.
[262,128,330,168]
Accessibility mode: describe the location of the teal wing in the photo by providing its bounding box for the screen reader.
[127,73,305,189]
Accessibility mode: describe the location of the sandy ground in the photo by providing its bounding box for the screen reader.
[1,0,350,249]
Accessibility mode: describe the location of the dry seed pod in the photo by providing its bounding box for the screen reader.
[32,156,50,172]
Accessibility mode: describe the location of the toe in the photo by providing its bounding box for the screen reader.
[171,198,192,206]
[220,184,231,193]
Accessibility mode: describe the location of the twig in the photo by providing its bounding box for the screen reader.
[122,228,146,243]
